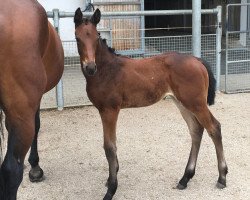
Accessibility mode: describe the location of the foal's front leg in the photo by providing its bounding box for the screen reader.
[99,108,120,200]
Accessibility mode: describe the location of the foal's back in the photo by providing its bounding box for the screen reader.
[114,52,208,108]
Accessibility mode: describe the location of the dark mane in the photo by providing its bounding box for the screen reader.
[100,36,120,56]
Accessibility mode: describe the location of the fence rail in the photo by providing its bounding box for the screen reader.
[47,9,220,18]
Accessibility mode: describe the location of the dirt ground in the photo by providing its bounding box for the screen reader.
[17,92,250,200]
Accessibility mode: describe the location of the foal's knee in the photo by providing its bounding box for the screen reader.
[104,144,117,160]
[104,145,119,167]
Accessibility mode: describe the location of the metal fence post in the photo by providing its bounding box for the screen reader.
[225,5,229,93]
[53,9,64,111]
[216,6,222,91]
[140,0,145,55]
[192,0,201,57]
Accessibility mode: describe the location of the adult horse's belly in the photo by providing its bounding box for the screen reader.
[42,22,64,93]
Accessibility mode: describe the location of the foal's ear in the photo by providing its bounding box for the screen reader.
[90,8,101,26]
[74,8,83,27]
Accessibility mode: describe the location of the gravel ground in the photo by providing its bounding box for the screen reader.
[17,92,250,200]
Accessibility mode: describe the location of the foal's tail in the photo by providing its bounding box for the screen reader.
[197,58,216,105]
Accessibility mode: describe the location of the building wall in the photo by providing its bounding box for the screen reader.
[93,0,143,50]
[37,0,86,40]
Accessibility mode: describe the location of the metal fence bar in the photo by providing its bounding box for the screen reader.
[216,6,222,90]
[225,5,229,93]
[47,9,219,18]
[227,30,250,34]
[227,60,250,64]
[227,3,250,6]
[52,9,64,111]
[140,0,145,54]
[192,0,201,57]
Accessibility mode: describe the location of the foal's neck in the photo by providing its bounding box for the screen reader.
[95,39,117,66]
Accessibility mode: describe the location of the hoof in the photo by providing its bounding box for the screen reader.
[216,181,226,189]
[176,183,187,190]
[29,165,44,182]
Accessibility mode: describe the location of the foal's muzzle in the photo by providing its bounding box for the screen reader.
[82,61,97,76]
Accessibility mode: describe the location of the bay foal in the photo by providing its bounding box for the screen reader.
[74,8,228,200]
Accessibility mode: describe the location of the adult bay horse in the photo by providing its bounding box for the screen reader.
[74,8,228,200]
[0,0,64,199]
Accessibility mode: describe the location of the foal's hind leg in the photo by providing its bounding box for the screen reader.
[28,108,44,182]
[99,108,120,200]
[193,107,228,188]
[172,99,204,189]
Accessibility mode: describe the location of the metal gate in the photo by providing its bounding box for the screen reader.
[225,3,250,93]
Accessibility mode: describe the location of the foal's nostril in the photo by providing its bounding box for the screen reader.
[86,64,97,76]
[88,69,95,76]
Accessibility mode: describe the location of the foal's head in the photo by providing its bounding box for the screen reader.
[74,8,101,76]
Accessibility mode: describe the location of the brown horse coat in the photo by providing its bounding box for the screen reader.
[0,0,64,199]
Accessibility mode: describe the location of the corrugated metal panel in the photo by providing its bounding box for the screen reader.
[92,0,143,50]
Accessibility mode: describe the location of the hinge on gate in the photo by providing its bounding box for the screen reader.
[218,22,222,28]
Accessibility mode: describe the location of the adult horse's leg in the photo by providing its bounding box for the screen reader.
[28,108,44,182]
[193,108,228,188]
[0,109,36,200]
[172,99,204,189]
[99,108,120,200]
